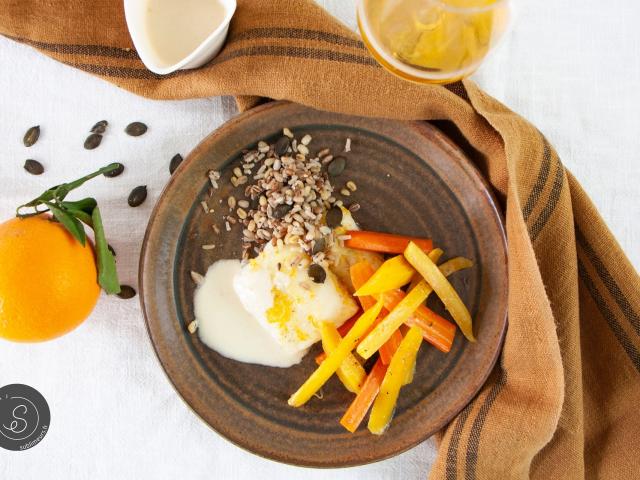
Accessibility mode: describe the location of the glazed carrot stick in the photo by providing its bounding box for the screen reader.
[288,299,384,407]
[350,262,403,364]
[350,259,456,354]
[314,312,363,364]
[340,358,388,433]
[382,289,456,353]
[345,231,433,255]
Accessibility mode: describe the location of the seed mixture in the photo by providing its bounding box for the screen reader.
[207,129,356,265]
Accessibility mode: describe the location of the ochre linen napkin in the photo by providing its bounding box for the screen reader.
[2,1,638,478]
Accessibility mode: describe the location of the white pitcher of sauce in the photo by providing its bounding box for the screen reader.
[124,0,236,75]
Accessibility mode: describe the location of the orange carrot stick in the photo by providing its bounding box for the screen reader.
[350,262,404,363]
[340,358,388,433]
[345,231,432,255]
[382,289,456,353]
[379,329,403,364]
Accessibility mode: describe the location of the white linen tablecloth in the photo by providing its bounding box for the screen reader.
[1,1,639,478]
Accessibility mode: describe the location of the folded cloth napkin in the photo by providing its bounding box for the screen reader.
[2,0,638,478]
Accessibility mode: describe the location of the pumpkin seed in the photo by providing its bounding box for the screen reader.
[103,162,124,178]
[84,133,103,150]
[169,154,183,174]
[273,203,292,219]
[325,205,343,228]
[128,185,147,207]
[117,285,137,299]
[125,122,147,137]
[274,136,290,156]
[308,264,326,284]
[23,126,40,147]
[24,159,44,175]
[328,156,346,177]
[90,120,108,134]
[311,237,325,255]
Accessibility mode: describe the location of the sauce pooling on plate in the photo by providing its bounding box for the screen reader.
[145,0,227,67]
[194,259,306,368]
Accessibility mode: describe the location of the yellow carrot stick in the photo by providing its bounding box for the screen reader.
[368,326,423,435]
[438,256,473,277]
[354,255,415,296]
[321,323,366,394]
[404,242,475,341]
[408,248,444,291]
[357,281,431,359]
[288,298,384,407]
[402,345,419,386]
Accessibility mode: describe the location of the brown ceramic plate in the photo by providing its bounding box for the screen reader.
[139,101,507,467]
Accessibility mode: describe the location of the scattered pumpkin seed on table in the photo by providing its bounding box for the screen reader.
[90,120,108,134]
[24,159,44,175]
[169,154,183,174]
[117,285,137,299]
[84,133,103,150]
[128,185,147,207]
[23,126,40,147]
[125,122,147,137]
[103,162,124,178]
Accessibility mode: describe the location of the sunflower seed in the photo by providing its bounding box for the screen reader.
[283,127,293,138]
[103,162,125,178]
[84,133,103,150]
[23,126,40,147]
[345,138,352,152]
[128,185,147,207]
[191,271,205,284]
[169,154,183,174]
[125,122,147,136]
[24,159,44,175]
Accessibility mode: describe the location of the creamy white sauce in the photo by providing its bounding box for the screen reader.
[194,260,306,368]
[145,0,227,67]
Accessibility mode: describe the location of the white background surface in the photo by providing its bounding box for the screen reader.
[1,1,639,479]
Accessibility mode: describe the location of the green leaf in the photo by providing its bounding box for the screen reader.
[62,198,97,216]
[91,205,120,295]
[46,202,86,246]
[65,208,93,228]
[16,164,120,216]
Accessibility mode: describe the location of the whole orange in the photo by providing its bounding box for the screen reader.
[0,215,100,342]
